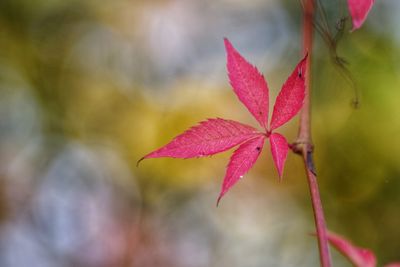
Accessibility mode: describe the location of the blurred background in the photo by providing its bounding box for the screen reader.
[1,0,400,266]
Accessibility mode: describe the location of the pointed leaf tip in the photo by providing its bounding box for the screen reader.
[224,38,269,129]
[142,118,261,160]
[136,157,144,167]
[217,135,265,204]
[270,54,307,131]
[348,0,375,31]
[216,195,223,207]
[269,133,289,179]
[326,232,377,267]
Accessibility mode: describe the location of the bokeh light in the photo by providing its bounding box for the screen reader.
[0,0,399,266]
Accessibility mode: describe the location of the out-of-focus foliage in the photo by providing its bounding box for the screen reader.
[0,0,399,266]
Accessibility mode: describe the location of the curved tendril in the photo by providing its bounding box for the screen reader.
[316,0,331,37]
[302,0,360,107]
[331,56,360,108]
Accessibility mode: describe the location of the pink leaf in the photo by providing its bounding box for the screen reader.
[327,232,377,267]
[140,118,261,161]
[217,135,265,205]
[269,133,289,179]
[385,264,400,267]
[224,38,269,129]
[270,55,307,131]
[348,0,375,31]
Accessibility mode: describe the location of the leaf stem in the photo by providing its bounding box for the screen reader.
[294,1,332,266]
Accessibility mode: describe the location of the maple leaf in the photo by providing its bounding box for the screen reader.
[140,38,307,204]
[348,0,375,31]
[270,55,306,131]
[269,133,289,179]
[140,118,260,160]
[224,38,269,129]
[326,231,400,267]
[217,135,265,203]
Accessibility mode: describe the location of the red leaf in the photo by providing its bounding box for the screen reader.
[217,135,265,205]
[270,55,307,131]
[269,133,288,179]
[224,38,269,129]
[327,232,376,267]
[348,0,375,31]
[140,118,261,161]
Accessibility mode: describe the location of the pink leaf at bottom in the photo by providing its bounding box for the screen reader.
[217,135,265,205]
[348,0,375,31]
[269,133,289,179]
[141,118,260,161]
[327,232,377,267]
[385,264,400,267]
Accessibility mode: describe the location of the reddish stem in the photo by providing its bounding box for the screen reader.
[295,0,332,266]
[304,155,331,267]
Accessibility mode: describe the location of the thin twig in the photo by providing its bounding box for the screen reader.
[294,0,333,266]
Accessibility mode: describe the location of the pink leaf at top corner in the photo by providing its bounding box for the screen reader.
[140,118,261,162]
[224,38,269,129]
[217,135,265,205]
[348,0,375,31]
[269,133,289,179]
[327,232,377,267]
[385,264,400,267]
[270,54,307,131]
